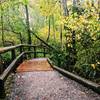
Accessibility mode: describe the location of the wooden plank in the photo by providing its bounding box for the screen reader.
[0,44,50,99]
[22,44,41,48]
[0,44,41,54]
[17,58,53,72]
[0,44,22,54]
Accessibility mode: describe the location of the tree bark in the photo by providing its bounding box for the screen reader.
[60,0,69,49]
[1,5,4,46]
[46,16,51,42]
[52,15,56,40]
[97,0,100,20]
[25,5,32,45]
[72,31,76,54]
[19,32,23,44]
[73,0,79,6]
[59,1,63,48]
[60,25,63,47]
[61,0,69,16]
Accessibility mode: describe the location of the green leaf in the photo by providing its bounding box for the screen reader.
[22,0,29,5]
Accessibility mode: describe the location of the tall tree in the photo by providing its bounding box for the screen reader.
[46,16,51,42]
[0,4,4,46]
[61,0,69,16]
[97,0,100,20]
[52,14,56,40]
[60,0,69,48]
[59,1,63,47]
[23,0,32,44]
[73,0,80,6]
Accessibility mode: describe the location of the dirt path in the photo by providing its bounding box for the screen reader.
[7,71,100,100]
[4,58,100,100]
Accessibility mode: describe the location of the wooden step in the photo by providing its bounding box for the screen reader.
[17,58,53,72]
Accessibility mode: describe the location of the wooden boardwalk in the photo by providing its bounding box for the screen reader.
[17,58,53,72]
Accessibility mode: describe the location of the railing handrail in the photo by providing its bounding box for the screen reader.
[0,50,49,82]
[0,43,51,98]
[0,43,47,79]
[0,44,21,54]
[0,52,25,81]
[0,44,42,54]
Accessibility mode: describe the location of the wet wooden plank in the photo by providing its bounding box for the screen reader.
[17,58,53,72]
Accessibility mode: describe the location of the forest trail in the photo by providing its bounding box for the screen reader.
[7,58,100,100]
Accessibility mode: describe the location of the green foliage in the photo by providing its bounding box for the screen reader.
[62,0,100,79]
[49,41,67,67]
[1,52,11,67]
[0,0,100,80]
[22,0,29,5]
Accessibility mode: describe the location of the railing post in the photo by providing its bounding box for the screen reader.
[43,48,46,57]
[23,52,27,60]
[34,46,36,58]
[11,49,16,73]
[0,55,3,74]
[27,45,31,58]
[19,45,23,62]
[20,45,23,54]
[11,49,16,61]
[0,80,6,98]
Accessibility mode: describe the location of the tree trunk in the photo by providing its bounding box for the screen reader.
[59,1,63,48]
[25,4,32,58]
[52,15,56,40]
[60,0,69,49]
[91,0,94,7]
[1,6,4,46]
[60,25,63,47]
[61,0,69,16]
[73,0,76,6]
[19,33,23,44]
[25,5,32,45]
[72,31,76,54]
[73,0,79,6]
[71,0,77,65]
[97,0,100,20]
[46,16,51,42]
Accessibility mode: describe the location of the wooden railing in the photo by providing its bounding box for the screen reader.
[0,44,100,98]
[0,44,50,98]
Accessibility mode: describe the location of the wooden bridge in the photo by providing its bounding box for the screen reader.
[0,44,100,100]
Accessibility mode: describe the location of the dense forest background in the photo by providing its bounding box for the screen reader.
[0,0,100,81]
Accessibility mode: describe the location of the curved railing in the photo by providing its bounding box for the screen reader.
[0,44,52,98]
[0,44,100,98]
